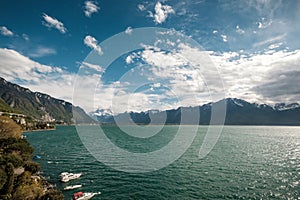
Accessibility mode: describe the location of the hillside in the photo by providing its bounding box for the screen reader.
[0,116,63,199]
[0,98,18,114]
[0,77,94,124]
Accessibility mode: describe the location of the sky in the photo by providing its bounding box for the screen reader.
[0,0,300,113]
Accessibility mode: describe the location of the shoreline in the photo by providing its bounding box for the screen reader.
[22,128,56,133]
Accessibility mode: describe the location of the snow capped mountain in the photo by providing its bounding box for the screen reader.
[89,108,114,123]
[90,108,113,117]
[274,103,300,111]
[90,98,300,125]
[145,109,160,114]
[226,98,247,107]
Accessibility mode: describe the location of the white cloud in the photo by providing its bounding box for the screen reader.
[119,41,300,111]
[125,55,133,64]
[141,48,188,68]
[210,49,300,104]
[0,48,105,111]
[84,1,99,17]
[0,26,13,36]
[253,51,300,103]
[153,83,161,88]
[133,45,216,108]
[3,43,298,114]
[212,30,218,34]
[253,33,286,48]
[268,42,282,50]
[125,26,133,35]
[236,25,245,34]
[42,13,67,34]
[81,62,104,72]
[221,34,228,42]
[83,35,103,55]
[137,4,146,11]
[152,2,175,24]
[0,48,73,101]
[256,16,273,29]
[22,33,29,41]
[125,52,139,64]
[28,46,56,58]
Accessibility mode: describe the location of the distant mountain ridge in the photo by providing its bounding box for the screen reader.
[3,75,298,125]
[0,77,94,124]
[92,98,300,125]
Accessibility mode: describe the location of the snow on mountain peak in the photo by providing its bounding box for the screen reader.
[274,103,300,111]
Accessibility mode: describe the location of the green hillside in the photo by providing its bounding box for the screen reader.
[0,77,94,124]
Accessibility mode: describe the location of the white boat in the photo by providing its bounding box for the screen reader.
[60,172,82,182]
[73,192,101,200]
[64,184,82,190]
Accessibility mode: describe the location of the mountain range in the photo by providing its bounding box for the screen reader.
[91,98,300,125]
[1,76,300,125]
[0,77,94,124]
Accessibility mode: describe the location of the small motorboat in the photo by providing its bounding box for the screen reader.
[60,172,82,182]
[64,184,82,190]
[73,191,101,200]
[33,155,41,159]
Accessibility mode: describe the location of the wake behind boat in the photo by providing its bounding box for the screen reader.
[64,184,82,190]
[73,192,101,200]
[60,172,82,182]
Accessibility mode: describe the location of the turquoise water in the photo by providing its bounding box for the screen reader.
[24,126,300,199]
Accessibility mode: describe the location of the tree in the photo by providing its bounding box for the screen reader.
[24,161,40,174]
[0,169,7,191]
[0,116,21,139]
[12,184,44,200]
[40,189,64,200]
[3,154,23,168]
[15,171,31,188]
[0,163,14,196]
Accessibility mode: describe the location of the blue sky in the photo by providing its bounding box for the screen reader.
[0,0,300,113]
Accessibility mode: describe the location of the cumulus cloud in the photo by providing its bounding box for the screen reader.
[125,52,139,64]
[118,44,222,110]
[125,26,133,35]
[125,55,133,64]
[210,49,300,104]
[151,2,175,24]
[0,48,103,111]
[251,50,300,103]
[2,42,298,114]
[141,48,188,68]
[221,34,228,42]
[0,26,13,36]
[84,1,99,17]
[118,39,300,111]
[83,35,103,55]
[0,48,73,100]
[42,13,67,34]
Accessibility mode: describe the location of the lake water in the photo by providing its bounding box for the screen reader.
[24,126,300,199]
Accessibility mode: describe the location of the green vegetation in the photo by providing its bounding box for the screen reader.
[0,116,63,200]
[0,77,94,124]
[0,116,22,139]
[0,98,18,114]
